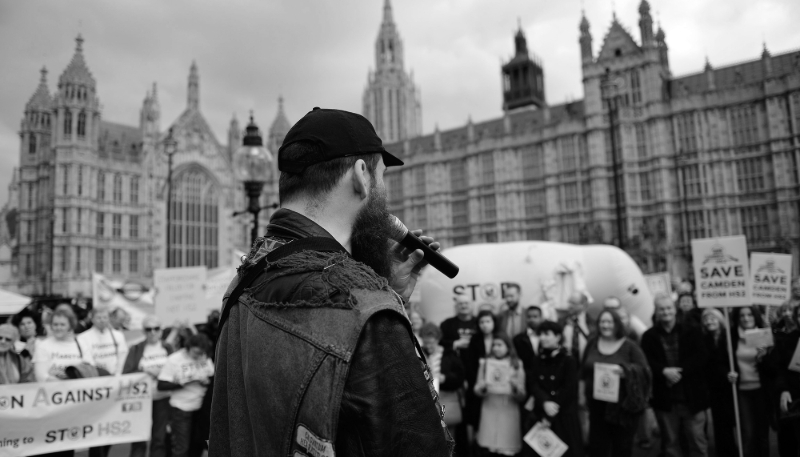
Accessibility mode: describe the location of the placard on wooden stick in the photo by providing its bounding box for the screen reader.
[691,236,750,308]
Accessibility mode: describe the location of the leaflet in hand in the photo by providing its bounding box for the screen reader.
[743,328,774,348]
[593,363,621,403]
[523,421,568,457]
[484,358,513,395]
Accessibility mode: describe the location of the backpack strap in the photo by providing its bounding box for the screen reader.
[74,337,83,359]
[218,236,347,330]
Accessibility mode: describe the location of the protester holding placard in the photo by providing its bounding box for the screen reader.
[641,294,710,457]
[0,323,34,384]
[34,307,93,383]
[158,333,214,457]
[581,309,650,457]
[123,315,173,457]
[701,308,738,457]
[474,332,527,456]
[523,320,583,457]
[773,305,800,457]
[77,306,129,376]
[729,306,771,457]
[466,310,498,433]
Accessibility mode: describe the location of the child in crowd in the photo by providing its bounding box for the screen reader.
[474,333,526,456]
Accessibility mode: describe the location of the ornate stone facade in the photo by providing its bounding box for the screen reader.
[362,0,422,143]
[1,37,288,296]
[383,2,800,278]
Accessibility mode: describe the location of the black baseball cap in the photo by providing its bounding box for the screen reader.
[278,107,404,173]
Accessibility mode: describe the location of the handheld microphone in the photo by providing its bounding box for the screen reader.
[388,215,460,279]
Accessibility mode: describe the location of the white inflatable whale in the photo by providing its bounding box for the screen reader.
[417,242,654,335]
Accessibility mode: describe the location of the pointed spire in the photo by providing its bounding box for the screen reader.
[383,0,394,24]
[187,61,199,110]
[762,41,771,58]
[27,66,52,110]
[269,95,291,139]
[59,34,95,88]
[580,10,590,33]
[704,57,712,71]
[151,82,158,100]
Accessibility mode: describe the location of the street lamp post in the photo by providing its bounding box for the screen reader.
[232,113,273,246]
[163,128,178,268]
[601,74,626,250]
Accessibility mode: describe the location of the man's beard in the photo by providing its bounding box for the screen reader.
[351,181,393,279]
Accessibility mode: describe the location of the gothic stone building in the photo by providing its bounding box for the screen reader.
[362,0,422,143]
[4,36,288,296]
[383,1,800,279]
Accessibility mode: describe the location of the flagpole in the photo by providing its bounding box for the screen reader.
[723,306,745,457]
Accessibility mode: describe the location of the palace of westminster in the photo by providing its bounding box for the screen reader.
[1,0,800,297]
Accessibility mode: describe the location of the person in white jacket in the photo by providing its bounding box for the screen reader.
[76,306,129,376]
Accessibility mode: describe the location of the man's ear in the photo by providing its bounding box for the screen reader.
[352,159,370,200]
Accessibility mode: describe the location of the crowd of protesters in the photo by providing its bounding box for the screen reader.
[412,277,800,457]
[1,305,221,457]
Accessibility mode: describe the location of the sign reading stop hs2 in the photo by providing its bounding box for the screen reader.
[691,236,750,308]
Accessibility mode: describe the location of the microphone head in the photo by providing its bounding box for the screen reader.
[387,214,409,242]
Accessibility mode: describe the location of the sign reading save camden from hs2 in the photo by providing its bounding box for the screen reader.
[691,236,750,308]
[750,252,794,306]
[0,374,152,457]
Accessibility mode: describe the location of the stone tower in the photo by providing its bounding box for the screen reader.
[501,22,546,111]
[140,82,160,143]
[362,0,421,142]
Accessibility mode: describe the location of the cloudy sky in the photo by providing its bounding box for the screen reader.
[1,0,798,205]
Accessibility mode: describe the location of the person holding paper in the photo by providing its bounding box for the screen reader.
[466,310,499,434]
[641,294,710,457]
[701,308,738,457]
[581,309,650,457]
[76,306,129,376]
[729,306,771,457]
[524,320,583,457]
[773,305,800,457]
[475,332,527,456]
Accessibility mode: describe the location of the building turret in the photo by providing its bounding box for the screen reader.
[638,0,654,47]
[705,58,715,90]
[579,12,593,64]
[21,67,53,157]
[375,0,404,72]
[762,43,772,76]
[54,35,101,146]
[227,114,241,161]
[502,22,546,111]
[140,82,160,140]
[268,96,291,155]
[655,25,668,66]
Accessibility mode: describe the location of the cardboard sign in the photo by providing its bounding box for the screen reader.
[749,253,793,306]
[789,340,800,373]
[691,236,750,307]
[153,266,207,325]
[523,421,568,457]
[484,359,513,395]
[743,328,774,348]
[0,374,152,456]
[644,272,672,296]
[593,363,621,403]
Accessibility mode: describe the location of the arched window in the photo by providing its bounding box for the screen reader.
[64,109,72,138]
[77,111,87,137]
[169,168,219,268]
[29,134,36,154]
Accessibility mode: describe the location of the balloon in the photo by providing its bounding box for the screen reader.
[418,242,654,334]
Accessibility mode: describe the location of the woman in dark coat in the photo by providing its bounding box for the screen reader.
[775,305,800,457]
[701,308,738,457]
[524,320,584,457]
[465,310,498,430]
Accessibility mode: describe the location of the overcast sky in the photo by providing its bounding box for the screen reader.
[1,0,799,206]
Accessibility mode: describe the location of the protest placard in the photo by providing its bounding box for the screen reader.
[484,358,513,395]
[153,266,207,325]
[749,253,793,306]
[644,272,672,296]
[743,328,774,348]
[0,374,152,457]
[523,421,568,457]
[593,363,621,403]
[691,236,750,307]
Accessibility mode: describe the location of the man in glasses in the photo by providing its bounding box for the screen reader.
[123,315,173,457]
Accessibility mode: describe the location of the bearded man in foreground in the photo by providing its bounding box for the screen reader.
[209,108,453,457]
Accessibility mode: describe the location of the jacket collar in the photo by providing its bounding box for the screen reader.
[266,208,337,241]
